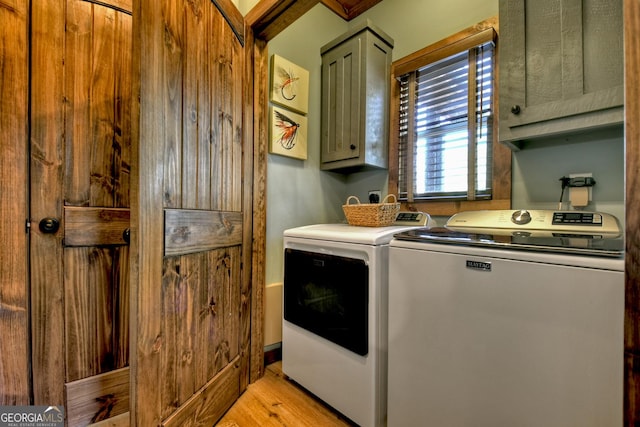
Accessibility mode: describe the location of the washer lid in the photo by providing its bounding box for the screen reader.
[393,209,624,258]
[393,226,624,257]
[284,223,424,245]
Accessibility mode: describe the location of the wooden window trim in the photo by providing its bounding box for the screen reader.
[388,16,512,216]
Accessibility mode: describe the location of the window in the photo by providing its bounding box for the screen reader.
[399,44,493,199]
[389,17,511,216]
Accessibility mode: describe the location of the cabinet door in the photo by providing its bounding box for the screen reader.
[499,0,623,145]
[321,37,362,164]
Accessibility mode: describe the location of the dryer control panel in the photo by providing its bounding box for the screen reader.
[394,212,432,226]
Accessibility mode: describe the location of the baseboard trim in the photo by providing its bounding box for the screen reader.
[264,343,282,365]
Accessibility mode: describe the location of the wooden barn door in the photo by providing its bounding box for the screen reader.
[0,0,30,405]
[132,0,251,425]
[30,0,132,424]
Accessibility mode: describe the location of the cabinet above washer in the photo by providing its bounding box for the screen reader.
[320,20,393,172]
[498,0,623,150]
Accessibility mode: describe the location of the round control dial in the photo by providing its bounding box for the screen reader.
[511,210,532,225]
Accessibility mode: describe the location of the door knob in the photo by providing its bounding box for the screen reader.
[510,105,521,115]
[350,144,356,150]
[123,228,130,244]
[39,217,60,234]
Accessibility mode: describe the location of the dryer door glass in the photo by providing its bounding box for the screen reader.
[284,248,369,355]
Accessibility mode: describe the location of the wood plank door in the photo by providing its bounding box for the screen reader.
[30,0,132,424]
[0,0,30,405]
[132,0,251,425]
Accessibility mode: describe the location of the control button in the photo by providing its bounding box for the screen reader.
[511,210,532,225]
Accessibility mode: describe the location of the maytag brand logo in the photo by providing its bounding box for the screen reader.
[0,406,64,427]
[466,260,492,271]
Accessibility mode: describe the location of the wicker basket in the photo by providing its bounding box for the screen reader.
[342,194,400,227]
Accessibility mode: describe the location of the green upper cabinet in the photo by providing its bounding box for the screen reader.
[320,20,393,172]
[498,0,623,149]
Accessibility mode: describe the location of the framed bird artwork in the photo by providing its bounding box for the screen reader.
[269,106,308,160]
[270,55,309,114]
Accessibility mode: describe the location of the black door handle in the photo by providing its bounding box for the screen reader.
[39,217,60,234]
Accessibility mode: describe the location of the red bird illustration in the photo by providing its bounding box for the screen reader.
[274,110,300,150]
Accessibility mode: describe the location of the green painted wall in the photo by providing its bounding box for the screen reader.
[257,0,624,286]
[264,0,501,285]
[266,6,348,285]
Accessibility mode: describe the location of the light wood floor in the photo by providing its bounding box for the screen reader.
[216,361,356,427]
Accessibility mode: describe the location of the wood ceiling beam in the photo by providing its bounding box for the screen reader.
[320,0,383,20]
[245,0,322,41]
[320,0,349,19]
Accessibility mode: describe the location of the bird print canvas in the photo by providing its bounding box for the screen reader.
[270,106,308,160]
[274,109,300,150]
[270,55,309,114]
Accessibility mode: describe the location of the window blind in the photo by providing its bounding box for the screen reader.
[398,42,494,201]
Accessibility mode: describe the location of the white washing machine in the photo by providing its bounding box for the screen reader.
[387,209,624,427]
[282,213,432,427]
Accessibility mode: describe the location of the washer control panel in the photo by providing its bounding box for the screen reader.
[552,211,602,225]
[446,210,621,235]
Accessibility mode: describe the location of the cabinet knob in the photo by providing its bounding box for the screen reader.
[350,144,356,150]
[510,105,521,115]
